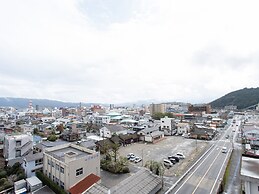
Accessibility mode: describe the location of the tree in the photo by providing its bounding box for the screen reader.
[110,143,120,162]
[47,135,57,142]
[145,160,165,176]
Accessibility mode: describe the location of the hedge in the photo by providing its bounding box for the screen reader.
[36,171,66,194]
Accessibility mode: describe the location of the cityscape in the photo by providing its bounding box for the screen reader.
[0,99,258,194]
[1,0,259,194]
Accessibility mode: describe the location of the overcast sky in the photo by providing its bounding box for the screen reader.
[0,0,259,104]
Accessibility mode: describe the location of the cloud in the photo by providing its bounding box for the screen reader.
[0,0,259,104]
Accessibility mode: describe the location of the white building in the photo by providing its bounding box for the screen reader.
[4,134,33,166]
[99,125,127,138]
[95,115,110,125]
[241,156,259,194]
[176,122,190,135]
[160,116,176,135]
[43,143,100,191]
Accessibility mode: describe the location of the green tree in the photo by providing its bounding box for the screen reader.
[47,135,57,141]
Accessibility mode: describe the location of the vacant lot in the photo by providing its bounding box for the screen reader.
[118,136,209,177]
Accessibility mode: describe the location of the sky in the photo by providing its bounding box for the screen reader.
[0,0,259,104]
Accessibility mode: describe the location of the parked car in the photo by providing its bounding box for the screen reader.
[134,157,142,163]
[168,155,179,163]
[175,153,185,159]
[127,153,135,159]
[129,156,136,162]
[163,159,173,168]
[168,158,176,164]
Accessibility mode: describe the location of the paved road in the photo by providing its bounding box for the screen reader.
[166,124,233,194]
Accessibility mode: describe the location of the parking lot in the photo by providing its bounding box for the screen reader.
[118,136,209,177]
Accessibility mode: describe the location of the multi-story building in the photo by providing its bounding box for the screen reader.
[149,103,166,115]
[95,115,111,126]
[43,143,100,191]
[188,104,212,115]
[160,116,176,135]
[4,134,33,166]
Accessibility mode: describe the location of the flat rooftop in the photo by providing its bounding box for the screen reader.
[47,146,91,162]
[241,156,259,182]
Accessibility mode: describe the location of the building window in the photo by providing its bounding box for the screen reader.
[53,175,55,181]
[56,164,60,171]
[15,150,21,157]
[60,181,64,189]
[49,173,51,179]
[60,167,64,174]
[56,178,59,185]
[48,159,50,165]
[16,140,21,147]
[76,168,83,176]
[35,159,43,166]
[51,161,54,167]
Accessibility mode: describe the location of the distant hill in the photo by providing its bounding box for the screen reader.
[0,97,94,108]
[210,87,259,109]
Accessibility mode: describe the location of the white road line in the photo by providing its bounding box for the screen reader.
[209,148,231,194]
[191,147,223,194]
[174,145,219,194]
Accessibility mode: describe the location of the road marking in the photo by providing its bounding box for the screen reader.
[209,147,231,194]
[191,147,223,194]
[174,145,218,194]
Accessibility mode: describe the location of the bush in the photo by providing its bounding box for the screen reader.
[0,170,7,179]
[36,171,66,194]
[47,135,57,142]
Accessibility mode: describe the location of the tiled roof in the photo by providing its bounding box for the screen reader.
[111,168,162,194]
[69,173,100,194]
[84,183,109,194]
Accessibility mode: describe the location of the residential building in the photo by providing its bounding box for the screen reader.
[22,152,43,178]
[176,122,190,135]
[160,116,176,135]
[99,125,127,138]
[95,115,111,126]
[43,143,100,191]
[4,134,33,166]
[240,156,259,194]
[149,103,166,115]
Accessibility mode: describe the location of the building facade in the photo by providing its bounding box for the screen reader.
[43,143,100,191]
[4,134,33,166]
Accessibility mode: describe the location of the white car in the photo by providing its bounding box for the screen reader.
[127,153,135,160]
[175,153,185,159]
[134,157,142,163]
[129,156,136,162]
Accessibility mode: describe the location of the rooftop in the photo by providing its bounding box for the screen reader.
[69,173,100,194]
[241,156,259,182]
[111,168,162,194]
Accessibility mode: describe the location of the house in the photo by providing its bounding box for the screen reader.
[176,122,190,135]
[138,127,164,143]
[43,143,100,191]
[240,156,259,194]
[60,131,80,142]
[22,152,43,178]
[99,125,127,138]
[4,134,33,166]
[189,124,216,140]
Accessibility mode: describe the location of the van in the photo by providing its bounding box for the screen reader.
[222,147,227,153]
[163,159,173,167]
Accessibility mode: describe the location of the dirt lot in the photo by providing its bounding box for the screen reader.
[118,136,209,177]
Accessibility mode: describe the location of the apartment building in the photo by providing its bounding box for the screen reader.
[43,143,100,191]
[4,134,33,166]
[95,115,111,126]
[22,152,43,178]
[149,103,166,115]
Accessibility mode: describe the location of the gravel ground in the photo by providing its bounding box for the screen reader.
[101,136,209,189]
[118,136,209,177]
